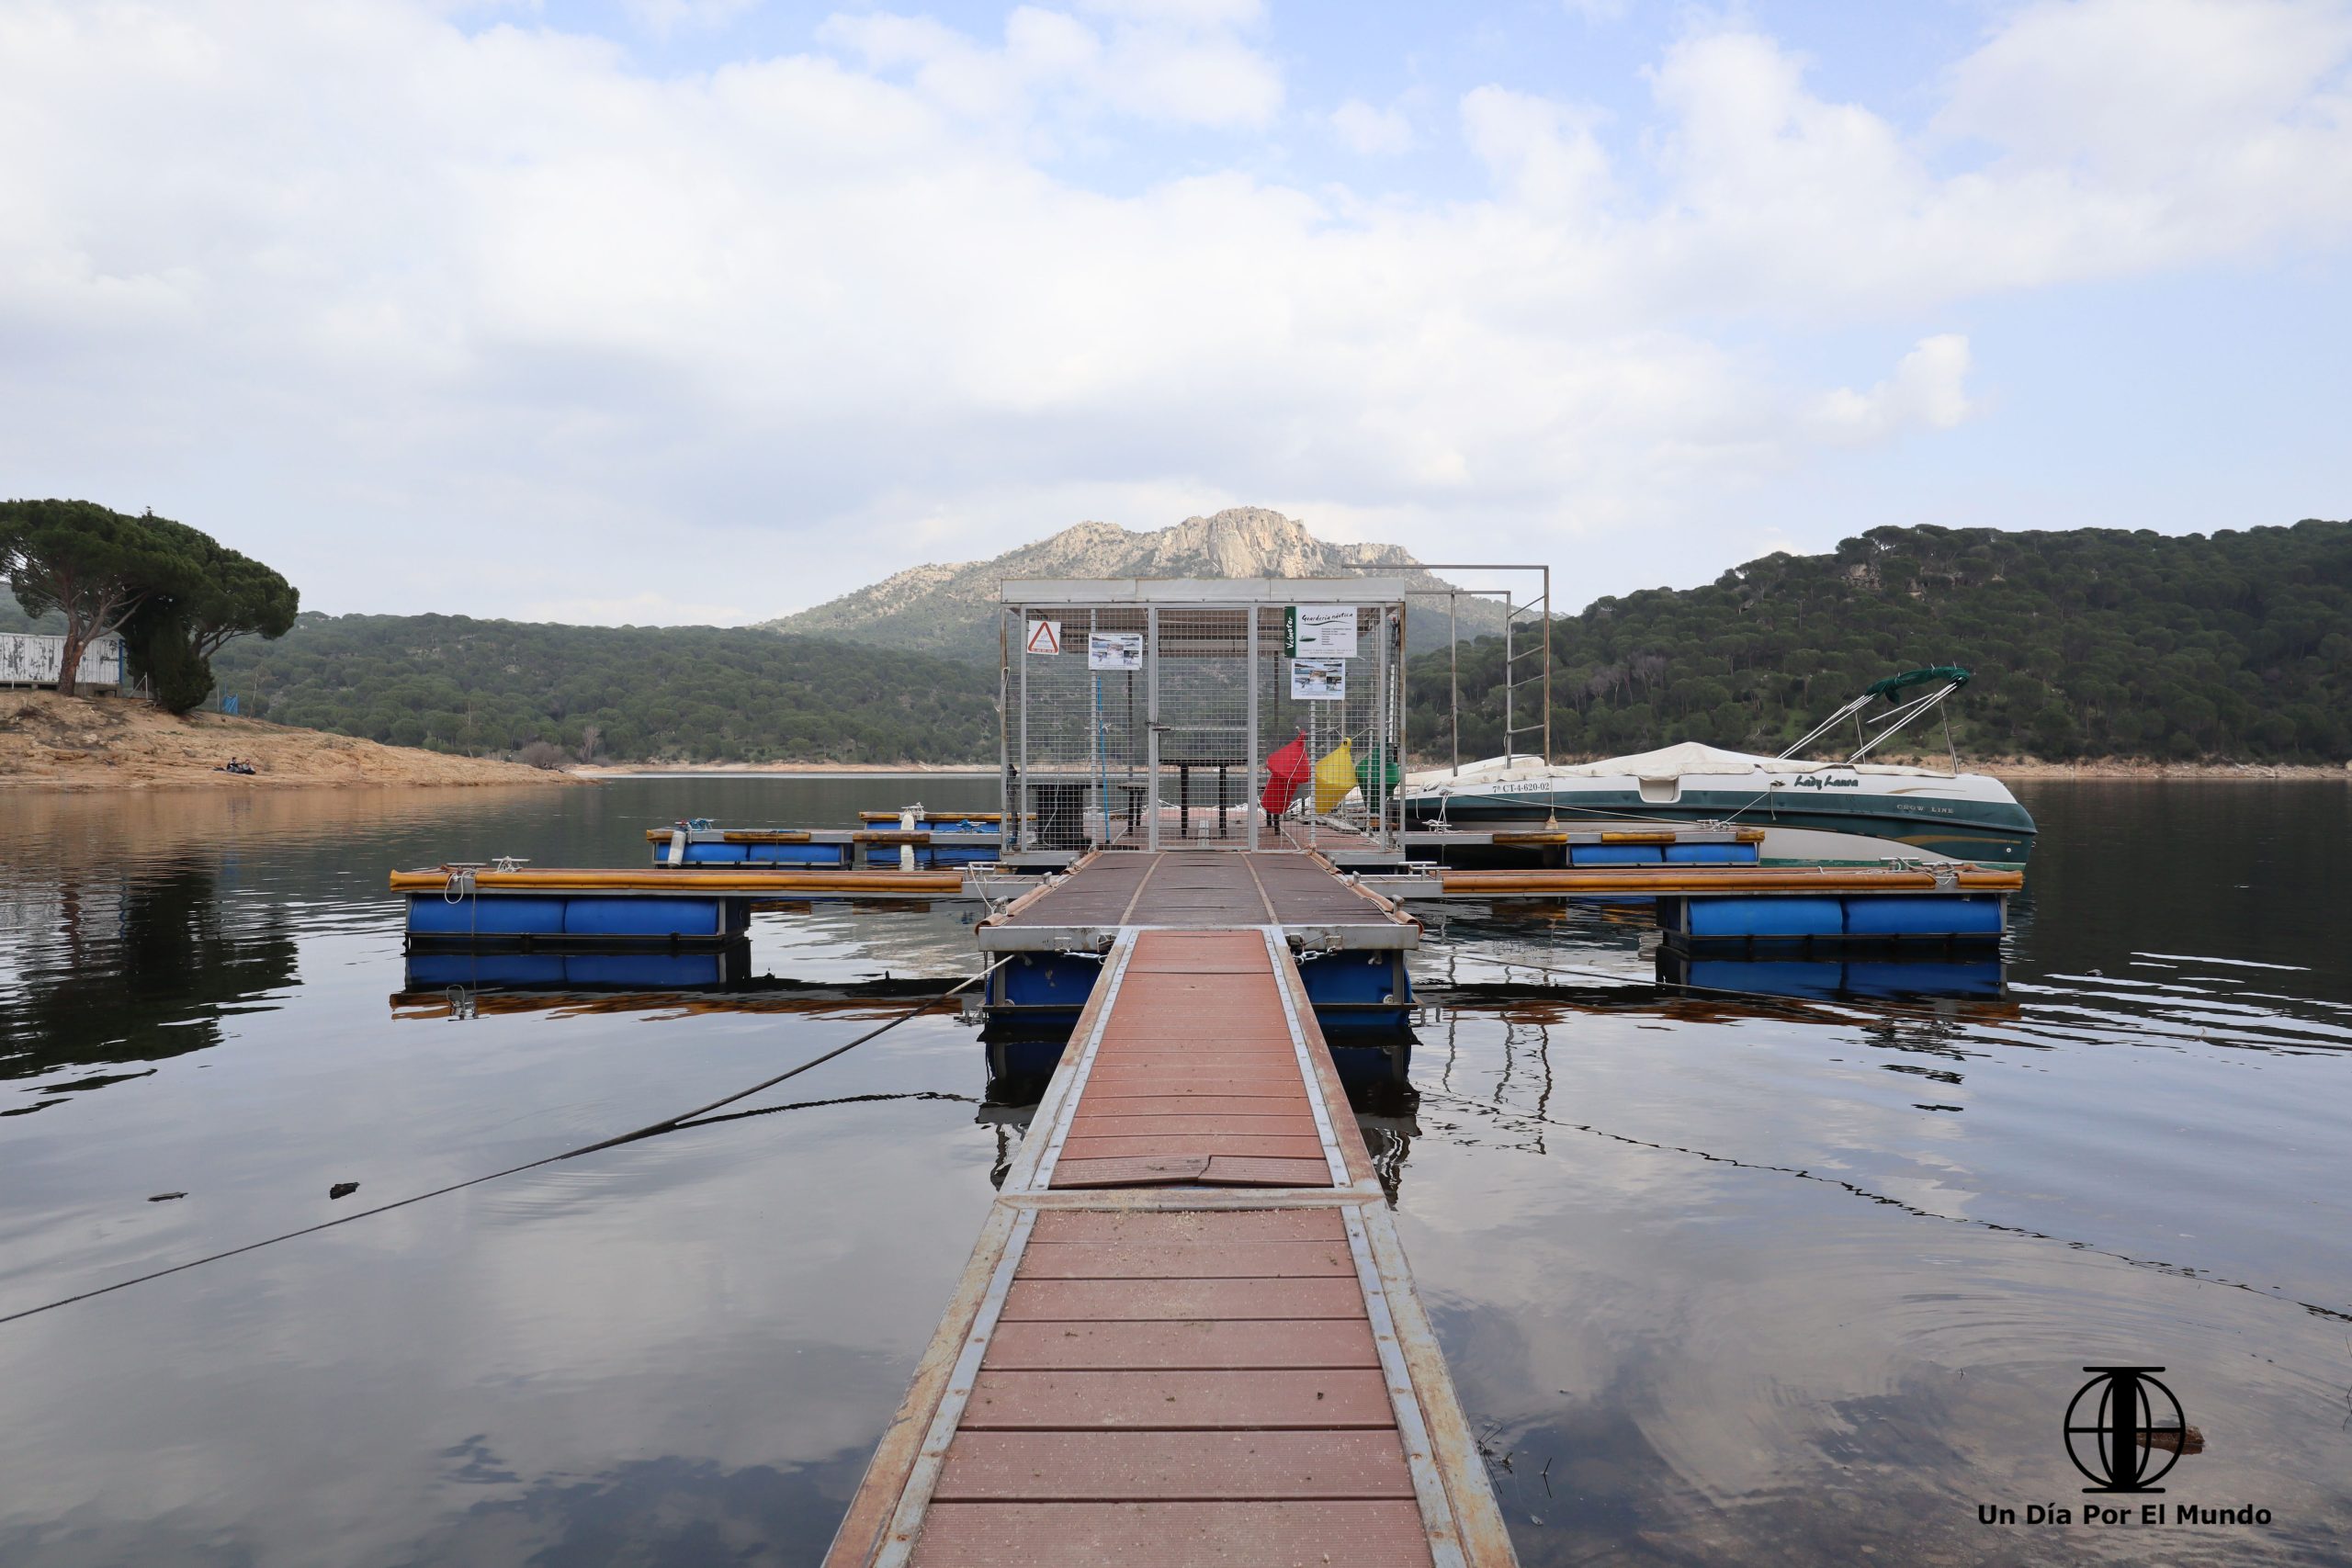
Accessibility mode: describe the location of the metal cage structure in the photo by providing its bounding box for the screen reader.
[1323,562,1552,779]
[999,579,1410,853]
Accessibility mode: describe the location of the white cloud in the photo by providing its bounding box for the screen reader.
[1640,12,2352,313]
[820,1,1280,132]
[0,0,2346,622]
[1331,97,1416,155]
[1810,334,1975,446]
[1461,85,1611,213]
[1939,0,2352,178]
[1078,0,1263,24]
[624,0,763,36]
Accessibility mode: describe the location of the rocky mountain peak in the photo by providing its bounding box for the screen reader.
[761,506,1495,660]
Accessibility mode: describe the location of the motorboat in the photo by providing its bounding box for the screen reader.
[1401,668,2037,866]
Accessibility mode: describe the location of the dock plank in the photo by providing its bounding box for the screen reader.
[1029,1209,1345,1244]
[1085,1050,1305,1071]
[1114,977,1281,1000]
[1087,1043,1304,1061]
[1048,1156,1214,1188]
[984,1318,1381,1371]
[933,1429,1414,1501]
[1078,1073,1306,1096]
[1000,1277,1369,1323]
[1080,1079,1304,1100]
[1057,1133,1329,1161]
[910,1500,1434,1568]
[1012,1241,1355,1278]
[1064,1113,1321,1139]
[960,1368,1396,1429]
[1127,953,1272,975]
[1201,1156,1339,1187]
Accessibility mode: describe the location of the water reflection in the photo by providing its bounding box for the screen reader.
[2,859,299,1105]
[391,951,959,1019]
[403,943,756,997]
[1657,947,2007,1002]
[2,779,2349,1568]
[390,1447,871,1568]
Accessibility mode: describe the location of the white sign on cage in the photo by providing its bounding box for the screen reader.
[1023,619,1062,656]
[1087,632,1143,671]
[1284,604,1357,658]
[1290,658,1348,701]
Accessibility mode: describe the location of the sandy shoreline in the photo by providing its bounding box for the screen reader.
[0,693,577,791]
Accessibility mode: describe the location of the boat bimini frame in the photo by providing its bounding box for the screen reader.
[1779,666,1972,770]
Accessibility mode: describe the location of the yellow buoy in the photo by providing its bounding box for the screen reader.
[1312,739,1357,815]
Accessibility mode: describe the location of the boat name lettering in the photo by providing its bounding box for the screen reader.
[1792,774,1861,790]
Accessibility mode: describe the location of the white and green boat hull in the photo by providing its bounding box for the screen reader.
[1403,747,2038,868]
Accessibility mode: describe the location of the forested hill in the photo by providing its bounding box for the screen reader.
[17,522,2348,765]
[1415,520,2351,764]
[206,615,999,763]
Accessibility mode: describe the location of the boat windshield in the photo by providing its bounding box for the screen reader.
[1779,668,1972,769]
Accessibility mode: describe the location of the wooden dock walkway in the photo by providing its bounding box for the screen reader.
[824,910,1514,1567]
[979,848,1416,949]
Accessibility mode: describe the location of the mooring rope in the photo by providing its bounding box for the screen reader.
[0,954,1013,1328]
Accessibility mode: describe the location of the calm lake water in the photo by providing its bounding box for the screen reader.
[1,778,2346,1565]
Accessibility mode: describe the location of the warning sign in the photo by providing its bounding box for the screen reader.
[1024,619,1062,656]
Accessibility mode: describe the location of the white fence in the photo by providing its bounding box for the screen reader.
[0,632,128,691]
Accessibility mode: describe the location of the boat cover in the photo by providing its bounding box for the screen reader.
[1408,741,1963,789]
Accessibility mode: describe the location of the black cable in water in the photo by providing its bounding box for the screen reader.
[1420,1085,2352,1325]
[0,956,1012,1328]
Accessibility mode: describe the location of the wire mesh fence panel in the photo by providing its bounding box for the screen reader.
[1257,604,1402,846]
[1151,606,1255,847]
[1009,605,1151,850]
[1002,591,1406,852]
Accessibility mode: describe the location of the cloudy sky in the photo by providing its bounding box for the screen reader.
[4,0,2347,624]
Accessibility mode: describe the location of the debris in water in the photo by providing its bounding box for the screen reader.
[148,1191,187,1202]
[329,1181,359,1201]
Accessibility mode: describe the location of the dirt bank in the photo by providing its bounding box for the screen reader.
[0,693,580,790]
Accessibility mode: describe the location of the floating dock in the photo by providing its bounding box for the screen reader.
[394,856,2020,953]
[975,849,1419,1032]
[1369,824,1765,870]
[392,866,968,946]
[824,909,1512,1568]
[647,823,1002,870]
[1388,863,2021,945]
[640,816,1781,874]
